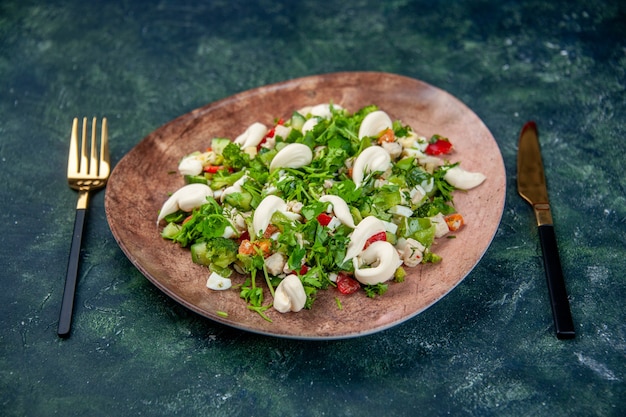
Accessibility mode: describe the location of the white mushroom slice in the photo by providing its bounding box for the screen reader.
[234,122,268,149]
[206,272,232,290]
[157,183,213,224]
[353,241,401,285]
[319,195,356,228]
[352,146,391,187]
[444,166,486,190]
[296,105,313,115]
[310,103,343,118]
[358,110,393,139]
[343,216,387,263]
[269,143,313,172]
[301,117,319,134]
[252,195,287,237]
[178,156,204,176]
[273,274,307,313]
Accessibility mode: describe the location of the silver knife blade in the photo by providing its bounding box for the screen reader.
[517,121,575,339]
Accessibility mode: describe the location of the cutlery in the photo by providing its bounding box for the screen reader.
[517,121,575,339]
[58,117,110,338]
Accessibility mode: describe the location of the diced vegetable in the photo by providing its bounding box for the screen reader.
[211,138,232,156]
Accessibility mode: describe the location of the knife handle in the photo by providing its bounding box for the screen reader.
[538,224,575,339]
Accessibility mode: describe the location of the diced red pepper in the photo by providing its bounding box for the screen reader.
[316,213,333,226]
[289,264,309,276]
[204,165,225,173]
[336,272,360,295]
[204,165,233,173]
[364,231,387,249]
[425,137,453,155]
[266,119,285,140]
[237,231,250,243]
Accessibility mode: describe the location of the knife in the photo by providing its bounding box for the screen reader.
[517,121,575,339]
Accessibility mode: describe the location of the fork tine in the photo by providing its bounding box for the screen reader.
[99,118,110,178]
[89,117,98,177]
[67,118,79,176]
[79,117,89,175]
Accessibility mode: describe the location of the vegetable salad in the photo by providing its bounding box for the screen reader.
[157,103,486,320]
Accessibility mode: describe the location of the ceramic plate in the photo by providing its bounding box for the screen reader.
[105,72,506,339]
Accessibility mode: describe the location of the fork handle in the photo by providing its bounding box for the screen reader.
[58,207,87,338]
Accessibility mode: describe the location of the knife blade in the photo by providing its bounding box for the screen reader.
[517,121,575,339]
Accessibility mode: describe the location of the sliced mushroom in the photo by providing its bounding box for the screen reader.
[319,195,356,228]
[353,241,400,285]
[177,156,204,176]
[234,122,268,149]
[252,195,287,237]
[351,146,391,187]
[301,117,320,134]
[343,216,387,263]
[273,274,307,313]
[269,143,313,172]
[443,166,486,190]
[157,183,213,224]
[310,103,343,118]
[358,110,393,139]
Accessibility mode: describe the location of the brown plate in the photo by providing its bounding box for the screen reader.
[104,72,506,339]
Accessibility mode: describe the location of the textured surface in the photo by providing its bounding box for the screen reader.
[1,0,625,415]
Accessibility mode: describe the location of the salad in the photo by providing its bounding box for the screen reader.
[156,103,486,320]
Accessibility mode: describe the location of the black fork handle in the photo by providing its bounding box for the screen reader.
[58,208,86,338]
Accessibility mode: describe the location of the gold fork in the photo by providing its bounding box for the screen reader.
[58,117,110,338]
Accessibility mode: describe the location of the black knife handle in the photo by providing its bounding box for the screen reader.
[538,224,575,339]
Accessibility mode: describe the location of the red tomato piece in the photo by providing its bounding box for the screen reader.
[336,272,360,295]
[316,213,333,226]
[364,231,387,249]
[425,138,453,155]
